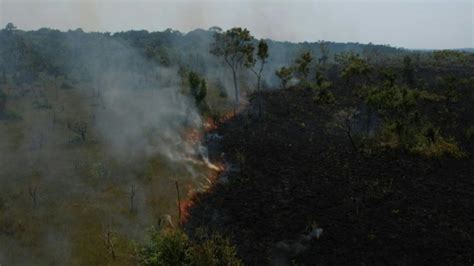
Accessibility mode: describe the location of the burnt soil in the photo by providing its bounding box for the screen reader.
[185,88,474,265]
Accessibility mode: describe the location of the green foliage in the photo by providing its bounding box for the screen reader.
[294,51,313,80]
[314,87,335,104]
[275,66,292,89]
[377,119,465,159]
[411,129,465,159]
[140,229,189,266]
[188,71,207,106]
[432,50,469,65]
[436,76,460,103]
[256,40,269,62]
[210,27,255,104]
[188,71,201,97]
[89,162,109,179]
[198,80,207,104]
[402,56,415,85]
[339,54,371,87]
[364,84,465,158]
[465,126,474,140]
[313,81,335,104]
[187,228,242,266]
[365,85,442,123]
[378,68,396,87]
[139,228,241,266]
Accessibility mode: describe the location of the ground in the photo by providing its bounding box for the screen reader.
[186,88,474,265]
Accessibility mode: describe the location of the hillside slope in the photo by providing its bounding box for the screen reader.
[186,88,474,265]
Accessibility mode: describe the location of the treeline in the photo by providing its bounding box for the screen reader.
[0,23,409,86]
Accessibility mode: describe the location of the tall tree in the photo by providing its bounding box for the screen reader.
[318,41,330,65]
[188,71,207,106]
[0,90,6,115]
[210,27,254,107]
[246,39,269,118]
[402,56,415,85]
[294,51,313,82]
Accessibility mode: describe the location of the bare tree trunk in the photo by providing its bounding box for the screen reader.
[130,185,135,213]
[29,186,37,208]
[232,69,239,114]
[104,227,116,260]
[257,75,263,119]
[347,128,358,152]
[174,180,182,226]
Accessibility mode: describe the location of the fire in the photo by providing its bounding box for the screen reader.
[176,106,243,224]
[204,117,218,131]
[179,198,193,223]
[183,128,202,145]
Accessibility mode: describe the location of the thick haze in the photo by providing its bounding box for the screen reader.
[1,0,473,49]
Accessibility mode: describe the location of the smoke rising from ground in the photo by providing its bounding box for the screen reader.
[0,30,212,265]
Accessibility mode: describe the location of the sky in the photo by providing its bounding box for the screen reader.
[0,0,473,49]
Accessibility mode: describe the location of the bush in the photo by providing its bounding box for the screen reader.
[313,87,335,104]
[140,229,189,266]
[187,228,242,266]
[465,126,474,140]
[411,137,465,159]
[139,228,242,266]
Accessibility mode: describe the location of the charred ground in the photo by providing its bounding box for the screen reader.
[186,63,474,265]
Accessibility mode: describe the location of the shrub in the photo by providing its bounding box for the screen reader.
[465,126,474,140]
[411,136,465,159]
[140,228,189,266]
[187,228,242,266]
[139,228,242,266]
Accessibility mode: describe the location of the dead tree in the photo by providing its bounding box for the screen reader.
[51,105,64,131]
[333,108,358,152]
[28,185,37,208]
[0,91,6,115]
[174,180,182,226]
[130,185,136,213]
[103,227,116,260]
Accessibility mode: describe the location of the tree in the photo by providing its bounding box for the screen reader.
[246,39,269,118]
[318,41,330,65]
[294,51,313,81]
[4,23,17,32]
[340,54,372,90]
[0,90,6,115]
[139,228,242,266]
[210,27,254,107]
[177,64,188,86]
[208,26,222,32]
[332,108,358,151]
[197,79,207,105]
[188,71,207,106]
[189,71,201,97]
[402,56,415,85]
[275,67,292,89]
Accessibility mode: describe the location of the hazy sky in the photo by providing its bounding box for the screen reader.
[1,0,473,49]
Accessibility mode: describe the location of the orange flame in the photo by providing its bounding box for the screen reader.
[177,107,243,223]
